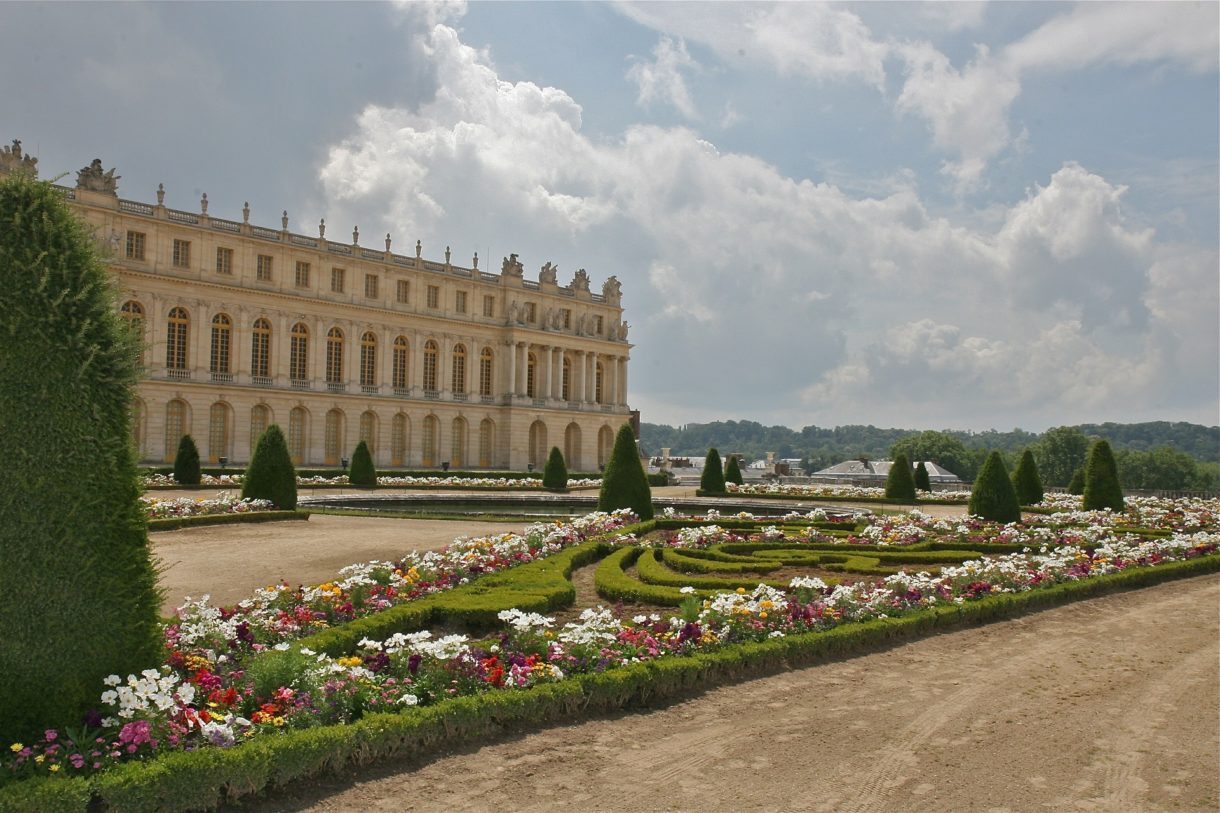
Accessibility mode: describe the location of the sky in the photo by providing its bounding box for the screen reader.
[3,0,1217,432]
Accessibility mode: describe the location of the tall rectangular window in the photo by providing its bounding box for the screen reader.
[396,279,410,303]
[561,309,571,329]
[125,231,146,260]
[483,295,495,317]
[215,247,233,275]
[455,290,467,313]
[295,261,311,288]
[595,315,604,335]
[426,285,440,309]
[524,302,537,322]
[256,254,273,281]
[365,273,379,299]
[172,239,191,268]
[250,319,271,378]
[331,267,345,293]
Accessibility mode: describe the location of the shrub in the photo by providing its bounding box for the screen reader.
[242,425,297,510]
[173,434,202,485]
[913,461,931,492]
[1012,449,1044,506]
[968,451,1022,523]
[700,448,726,494]
[348,440,376,486]
[724,455,744,486]
[0,173,162,739]
[1083,439,1124,512]
[884,453,917,501]
[542,446,568,491]
[598,423,654,520]
[1068,467,1085,496]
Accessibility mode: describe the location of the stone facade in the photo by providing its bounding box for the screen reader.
[4,149,632,470]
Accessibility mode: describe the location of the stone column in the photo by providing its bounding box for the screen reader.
[506,340,517,398]
[276,314,291,385]
[312,316,327,384]
[193,304,210,379]
[380,327,394,394]
[552,349,563,400]
[585,352,596,403]
[412,330,425,393]
[234,307,250,384]
[573,350,586,404]
[619,357,628,406]
[515,342,527,396]
[540,345,552,401]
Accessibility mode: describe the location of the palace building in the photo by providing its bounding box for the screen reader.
[0,142,633,470]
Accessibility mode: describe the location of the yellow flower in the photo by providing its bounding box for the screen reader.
[759,611,768,619]
[34,755,44,764]
[8,743,21,753]
[736,587,746,594]
[49,764,60,773]
[273,717,286,727]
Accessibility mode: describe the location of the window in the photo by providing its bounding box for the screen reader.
[595,315,604,335]
[289,323,309,382]
[479,419,494,467]
[251,318,271,379]
[360,332,377,389]
[215,247,233,275]
[210,314,231,374]
[295,261,311,288]
[324,409,344,466]
[451,344,466,394]
[125,231,145,260]
[483,295,495,317]
[331,267,345,293]
[595,362,604,404]
[208,402,230,462]
[364,274,379,299]
[391,413,408,467]
[479,347,493,397]
[288,406,307,464]
[325,328,344,385]
[561,357,571,401]
[164,400,187,461]
[392,336,409,390]
[455,291,467,314]
[396,279,410,303]
[561,309,571,329]
[166,307,189,370]
[360,411,377,455]
[526,353,537,398]
[250,404,270,453]
[121,301,145,364]
[172,239,191,269]
[423,340,438,391]
[524,302,537,322]
[426,285,440,309]
[256,254,273,281]
[422,415,438,467]
[451,417,466,469]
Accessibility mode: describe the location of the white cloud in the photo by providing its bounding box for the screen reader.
[627,36,700,120]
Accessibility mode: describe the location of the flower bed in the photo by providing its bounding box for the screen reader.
[141,495,273,520]
[142,474,601,489]
[725,482,972,503]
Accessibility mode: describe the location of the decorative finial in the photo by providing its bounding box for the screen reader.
[352,225,359,245]
[156,183,165,205]
[200,192,208,214]
[472,252,479,269]
[282,210,289,230]
[319,218,325,238]
[445,245,451,264]
[385,233,392,252]
[415,239,422,258]
[242,202,250,223]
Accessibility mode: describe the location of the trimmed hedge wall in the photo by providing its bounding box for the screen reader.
[146,511,311,533]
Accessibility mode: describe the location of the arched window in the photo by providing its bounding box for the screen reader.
[451,417,467,468]
[324,408,344,465]
[210,314,232,375]
[290,323,309,382]
[326,328,344,386]
[360,410,377,456]
[479,348,494,397]
[479,418,495,468]
[451,344,467,394]
[121,301,145,364]
[251,318,271,380]
[528,420,547,468]
[423,340,439,392]
[565,422,582,472]
[595,362,604,404]
[250,404,271,455]
[561,356,572,401]
[289,406,308,464]
[359,332,377,390]
[391,413,409,467]
[392,336,409,391]
[526,353,537,398]
[422,415,439,467]
[598,425,614,470]
[164,399,188,461]
[208,402,231,462]
[166,307,189,370]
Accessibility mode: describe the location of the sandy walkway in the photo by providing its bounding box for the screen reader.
[240,574,1219,813]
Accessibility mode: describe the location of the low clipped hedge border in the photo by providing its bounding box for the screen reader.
[147,511,310,533]
[5,556,1216,813]
[695,489,968,506]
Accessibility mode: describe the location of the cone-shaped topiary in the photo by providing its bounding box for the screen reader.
[1012,449,1044,506]
[1067,467,1085,496]
[0,173,162,738]
[598,423,653,520]
[173,433,202,485]
[913,460,932,492]
[884,453,917,501]
[542,446,568,491]
[724,455,744,486]
[700,448,726,494]
[1083,439,1124,512]
[242,424,298,509]
[968,451,1022,523]
[349,440,377,486]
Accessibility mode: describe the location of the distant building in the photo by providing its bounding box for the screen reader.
[811,459,961,484]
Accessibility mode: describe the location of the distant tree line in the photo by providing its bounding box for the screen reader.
[641,420,1218,490]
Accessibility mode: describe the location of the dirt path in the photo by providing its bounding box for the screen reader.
[247,574,1219,813]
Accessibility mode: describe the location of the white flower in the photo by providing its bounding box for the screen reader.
[679,586,696,594]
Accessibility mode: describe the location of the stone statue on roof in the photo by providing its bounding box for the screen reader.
[76,158,119,194]
[501,253,524,278]
[0,140,38,177]
[602,275,621,301]
[571,268,590,292]
[539,261,558,285]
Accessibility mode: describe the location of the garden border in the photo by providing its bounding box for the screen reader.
[146,511,311,533]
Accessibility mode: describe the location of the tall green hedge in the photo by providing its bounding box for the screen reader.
[242,425,297,510]
[884,453,917,501]
[173,434,201,485]
[968,451,1022,523]
[1067,467,1085,496]
[348,440,376,486]
[1012,449,1044,506]
[724,455,744,486]
[1083,439,1124,512]
[700,448,726,494]
[598,424,653,520]
[0,173,163,739]
[913,461,931,492]
[542,446,568,491]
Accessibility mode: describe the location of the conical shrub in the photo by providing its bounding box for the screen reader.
[885,453,917,501]
[1067,467,1085,496]
[1083,439,1124,512]
[0,173,162,738]
[724,455,744,486]
[1012,449,1044,506]
[349,440,376,486]
[542,446,568,491]
[598,423,653,520]
[913,461,932,492]
[173,433,202,485]
[968,451,1022,523]
[242,424,298,509]
[700,448,726,494]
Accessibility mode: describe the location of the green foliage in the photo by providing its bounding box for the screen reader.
[0,173,162,739]
[891,431,972,479]
[1083,439,1125,512]
[884,453,917,501]
[1012,449,1044,505]
[724,455,744,485]
[913,461,931,491]
[173,434,201,485]
[598,424,654,520]
[1068,467,1085,495]
[242,425,297,510]
[147,511,309,533]
[700,448,726,494]
[1114,446,1217,491]
[1036,426,1089,487]
[968,451,1022,523]
[542,446,568,491]
[348,440,376,486]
